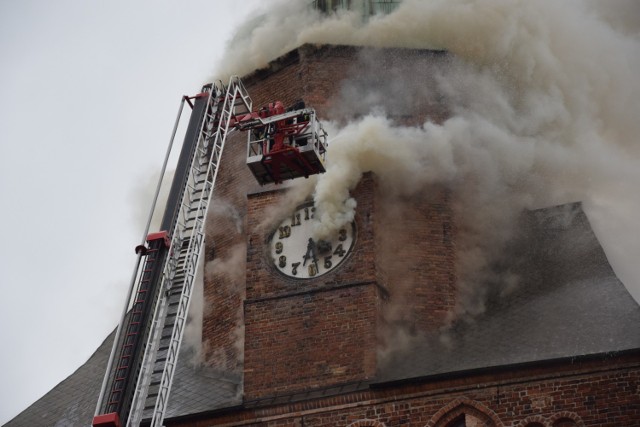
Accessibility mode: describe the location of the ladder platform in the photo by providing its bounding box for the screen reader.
[248,144,327,185]
[245,107,328,185]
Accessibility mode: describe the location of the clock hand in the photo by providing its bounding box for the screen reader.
[303,238,319,267]
[311,239,319,266]
[303,238,313,266]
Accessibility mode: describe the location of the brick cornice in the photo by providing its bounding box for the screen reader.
[244,280,388,304]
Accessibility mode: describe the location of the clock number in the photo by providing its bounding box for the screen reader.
[278,255,287,268]
[279,225,291,239]
[291,262,300,276]
[291,213,301,227]
[338,228,347,241]
[275,242,283,254]
[324,256,332,269]
[333,244,346,257]
[308,263,318,277]
[303,207,316,220]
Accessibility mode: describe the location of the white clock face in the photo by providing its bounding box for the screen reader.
[270,204,355,279]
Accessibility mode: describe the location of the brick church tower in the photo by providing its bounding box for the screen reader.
[203,44,456,399]
[193,45,640,427]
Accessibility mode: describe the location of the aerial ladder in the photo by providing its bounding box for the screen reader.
[92,77,328,427]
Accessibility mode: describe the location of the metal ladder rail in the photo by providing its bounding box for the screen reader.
[126,85,222,427]
[149,77,251,427]
[136,96,223,416]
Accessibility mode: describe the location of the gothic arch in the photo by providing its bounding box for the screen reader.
[515,415,550,427]
[347,420,386,427]
[426,397,504,427]
[548,412,584,427]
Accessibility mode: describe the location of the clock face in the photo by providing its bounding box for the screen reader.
[269,203,355,279]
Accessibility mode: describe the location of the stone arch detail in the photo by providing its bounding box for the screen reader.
[347,420,386,427]
[515,415,550,427]
[426,397,504,427]
[548,412,585,427]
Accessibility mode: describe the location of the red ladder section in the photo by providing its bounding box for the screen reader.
[99,232,170,425]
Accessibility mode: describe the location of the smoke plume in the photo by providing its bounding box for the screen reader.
[212,0,640,317]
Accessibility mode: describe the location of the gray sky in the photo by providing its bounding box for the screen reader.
[0,0,262,423]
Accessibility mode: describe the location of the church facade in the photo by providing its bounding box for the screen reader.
[5,44,640,427]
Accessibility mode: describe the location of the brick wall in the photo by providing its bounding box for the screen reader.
[244,284,380,399]
[201,128,254,372]
[375,185,457,337]
[242,170,457,398]
[243,175,382,399]
[167,355,640,427]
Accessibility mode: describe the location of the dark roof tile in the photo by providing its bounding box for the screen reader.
[377,202,640,382]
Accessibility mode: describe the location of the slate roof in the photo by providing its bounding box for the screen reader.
[377,202,640,383]
[5,202,639,426]
[158,348,241,420]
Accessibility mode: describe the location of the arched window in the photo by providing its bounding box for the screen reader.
[445,414,466,427]
[427,398,504,427]
[347,420,386,427]
[548,412,584,427]
[443,413,492,427]
[516,415,548,427]
[552,418,577,427]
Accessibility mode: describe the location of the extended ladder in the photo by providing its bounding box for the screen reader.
[131,77,251,427]
[94,76,251,427]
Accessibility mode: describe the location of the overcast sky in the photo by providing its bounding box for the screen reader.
[0,1,263,423]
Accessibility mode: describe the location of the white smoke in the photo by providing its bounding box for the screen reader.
[182,259,205,366]
[129,168,175,236]
[211,0,640,308]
